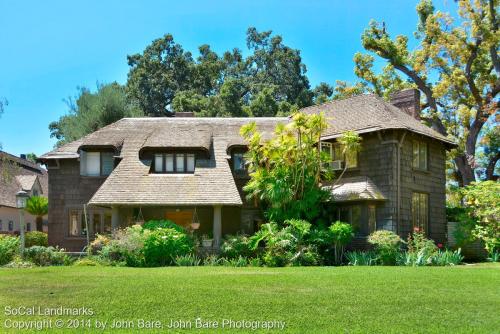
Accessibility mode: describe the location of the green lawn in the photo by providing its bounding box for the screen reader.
[0,265,499,333]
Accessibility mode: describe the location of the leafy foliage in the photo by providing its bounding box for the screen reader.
[0,235,19,266]
[23,246,69,266]
[329,221,354,264]
[220,234,256,259]
[344,0,500,186]
[460,181,500,256]
[250,220,320,267]
[49,83,142,146]
[24,231,48,248]
[143,228,194,267]
[368,230,404,265]
[25,196,48,232]
[142,219,184,232]
[126,28,317,117]
[241,113,360,222]
[345,250,378,266]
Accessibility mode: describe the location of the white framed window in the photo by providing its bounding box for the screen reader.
[80,150,115,176]
[186,154,195,172]
[152,153,195,173]
[233,153,246,172]
[154,154,163,173]
[166,154,174,172]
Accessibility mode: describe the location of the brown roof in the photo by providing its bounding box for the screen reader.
[324,176,386,202]
[0,151,48,208]
[41,118,286,206]
[302,94,455,146]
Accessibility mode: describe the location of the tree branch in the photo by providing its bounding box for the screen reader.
[465,39,484,108]
[486,150,500,181]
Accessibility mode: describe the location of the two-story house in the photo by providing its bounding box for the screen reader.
[39,89,455,251]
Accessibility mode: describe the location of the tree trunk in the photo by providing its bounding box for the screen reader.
[36,216,43,232]
[454,155,476,186]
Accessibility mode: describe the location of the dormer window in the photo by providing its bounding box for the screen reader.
[153,153,195,173]
[80,151,114,177]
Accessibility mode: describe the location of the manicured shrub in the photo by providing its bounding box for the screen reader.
[368,230,404,265]
[175,254,201,266]
[23,246,70,266]
[25,231,48,248]
[143,228,193,267]
[143,219,184,232]
[329,221,354,265]
[345,251,377,266]
[0,235,20,266]
[220,234,256,259]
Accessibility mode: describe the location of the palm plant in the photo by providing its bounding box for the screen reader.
[25,196,48,232]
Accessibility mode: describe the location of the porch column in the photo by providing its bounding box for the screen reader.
[111,206,120,230]
[213,205,222,248]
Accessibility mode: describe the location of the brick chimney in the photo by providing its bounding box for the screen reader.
[174,112,195,117]
[390,89,421,120]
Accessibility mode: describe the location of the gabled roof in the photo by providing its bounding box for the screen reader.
[0,151,48,208]
[302,94,455,146]
[324,176,386,202]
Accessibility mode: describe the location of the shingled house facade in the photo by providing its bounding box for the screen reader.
[39,89,455,251]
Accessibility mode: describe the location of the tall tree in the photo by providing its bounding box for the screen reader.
[25,196,48,232]
[49,83,142,146]
[127,28,316,118]
[347,0,499,186]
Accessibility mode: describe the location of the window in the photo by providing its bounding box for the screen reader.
[412,192,429,232]
[80,151,114,176]
[412,141,428,170]
[0,219,2,231]
[152,153,195,173]
[334,205,362,234]
[68,210,86,237]
[26,223,31,232]
[32,189,39,196]
[91,211,112,235]
[233,153,246,173]
[321,142,358,169]
[8,221,13,231]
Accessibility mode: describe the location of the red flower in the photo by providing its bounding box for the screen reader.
[437,243,443,249]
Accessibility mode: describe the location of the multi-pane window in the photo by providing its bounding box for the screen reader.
[233,153,246,173]
[80,151,114,176]
[334,205,362,234]
[412,192,429,232]
[92,212,112,236]
[153,153,195,173]
[68,210,86,237]
[412,141,428,170]
[321,142,358,169]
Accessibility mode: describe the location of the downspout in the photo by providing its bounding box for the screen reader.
[396,132,406,236]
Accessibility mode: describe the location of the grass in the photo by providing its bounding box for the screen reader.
[0,264,499,333]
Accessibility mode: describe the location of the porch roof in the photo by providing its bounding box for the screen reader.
[324,176,386,203]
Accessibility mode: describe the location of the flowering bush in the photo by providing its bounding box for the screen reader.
[99,225,151,266]
[23,246,70,266]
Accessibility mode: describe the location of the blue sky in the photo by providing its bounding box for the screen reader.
[0,0,457,157]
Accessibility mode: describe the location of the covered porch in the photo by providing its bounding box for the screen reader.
[87,204,244,247]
